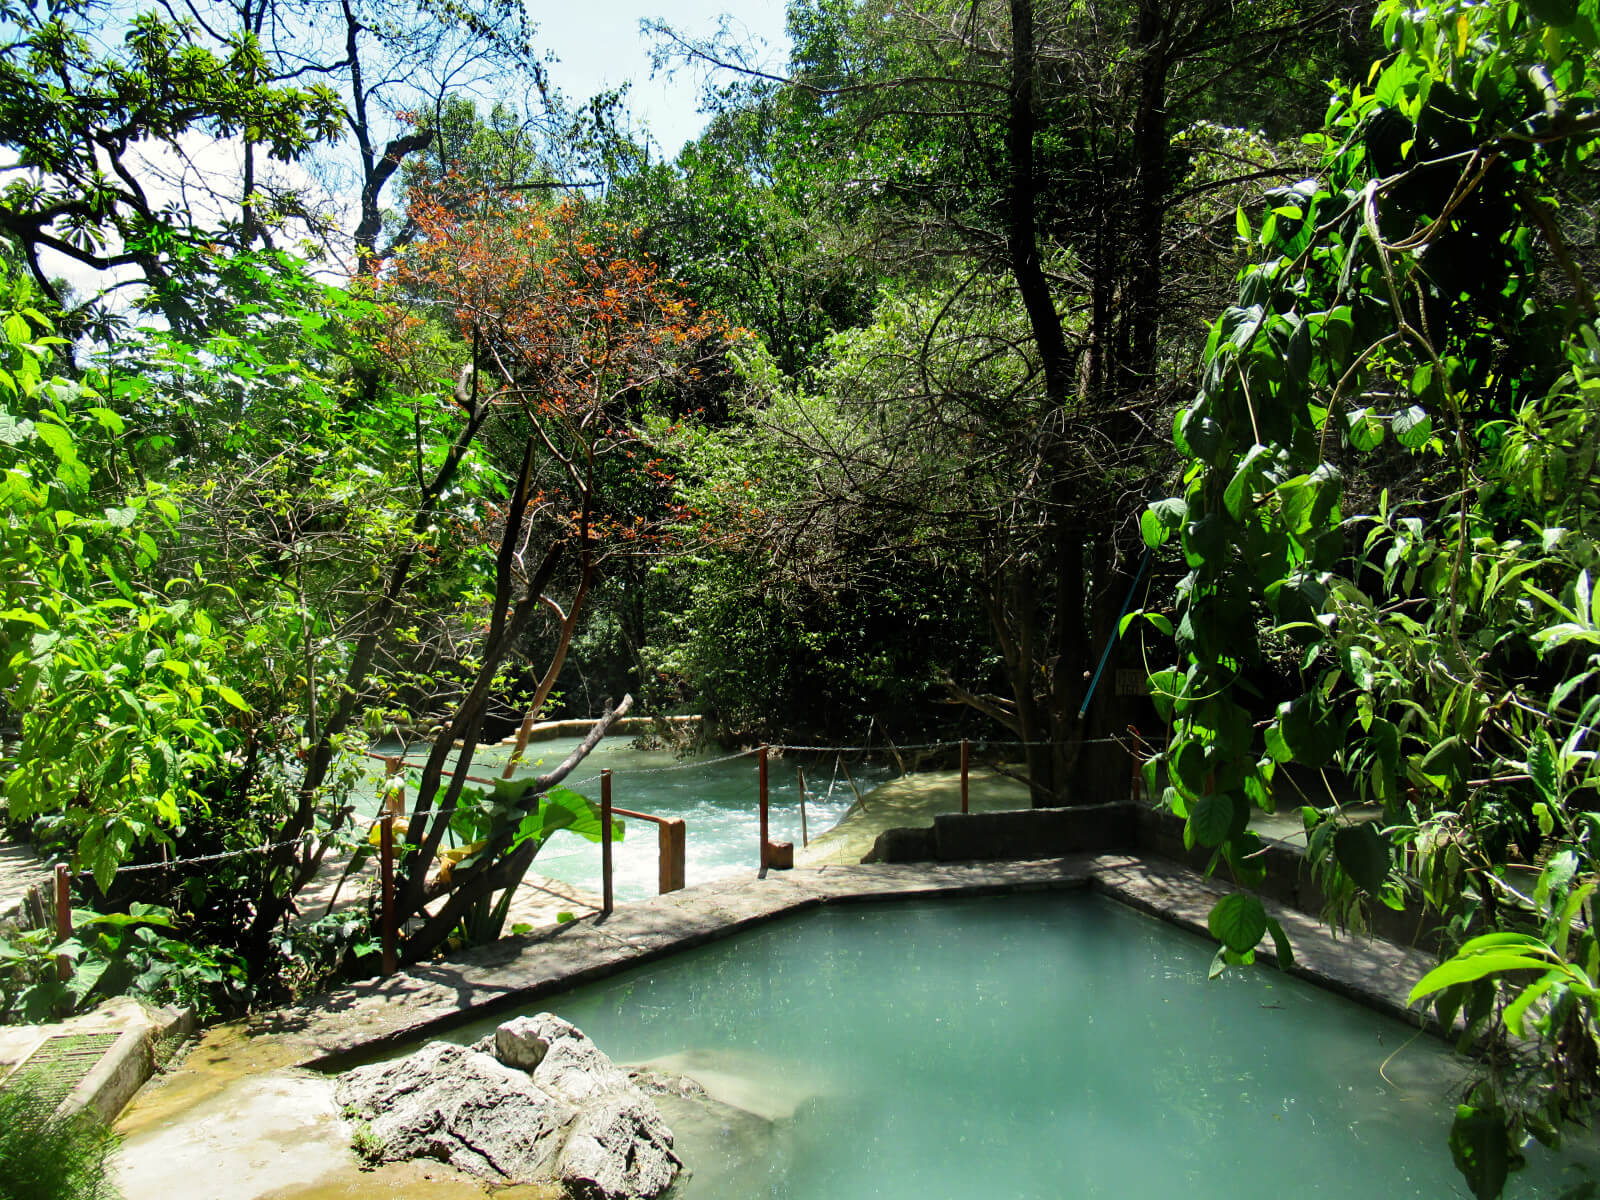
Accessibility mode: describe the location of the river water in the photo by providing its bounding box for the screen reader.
[363,736,890,903]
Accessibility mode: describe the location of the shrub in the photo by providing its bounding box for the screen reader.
[0,1081,121,1200]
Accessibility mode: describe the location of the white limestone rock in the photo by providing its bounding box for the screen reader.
[335,1041,573,1180]
[558,1090,682,1200]
[335,1016,680,1199]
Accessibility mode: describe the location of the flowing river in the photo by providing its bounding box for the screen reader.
[363,734,892,903]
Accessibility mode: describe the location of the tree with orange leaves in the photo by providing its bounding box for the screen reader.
[372,188,735,960]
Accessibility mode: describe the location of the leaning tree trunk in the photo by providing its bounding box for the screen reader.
[948,0,1168,807]
[398,696,633,964]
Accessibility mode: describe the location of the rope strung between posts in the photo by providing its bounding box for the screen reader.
[559,748,759,775]
[766,736,1128,752]
[367,738,1132,784]
[70,835,312,878]
[365,747,760,781]
[62,733,1146,879]
[356,735,1141,819]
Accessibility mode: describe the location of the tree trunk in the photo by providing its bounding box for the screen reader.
[1068,535,1140,804]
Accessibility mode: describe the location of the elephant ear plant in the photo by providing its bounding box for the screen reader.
[417,776,622,948]
[0,903,246,1023]
[1140,0,1600,1192]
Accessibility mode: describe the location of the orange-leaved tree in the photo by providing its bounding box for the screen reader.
[377,189,733,959]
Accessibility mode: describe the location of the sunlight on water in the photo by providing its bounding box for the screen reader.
[446,893,1597,1199]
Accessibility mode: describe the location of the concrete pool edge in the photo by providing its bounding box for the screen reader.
[225,853,1442,1074]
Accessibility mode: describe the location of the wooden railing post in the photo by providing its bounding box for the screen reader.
[758,745,769,870]
[384,756,404,815]
[960,739,970,814]
[54,864,71,982]
[659,819,686,893]
[601,769,614,914]
[841,757,867,811]
[380,815,397,976]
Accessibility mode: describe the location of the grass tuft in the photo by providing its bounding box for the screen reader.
[0,1076,121,1200]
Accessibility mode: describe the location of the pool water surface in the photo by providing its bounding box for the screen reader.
[444,892,1595,1199]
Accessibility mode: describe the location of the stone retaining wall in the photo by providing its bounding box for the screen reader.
[865,802,1443,952]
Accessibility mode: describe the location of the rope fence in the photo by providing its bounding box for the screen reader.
[44,729,1154,978]
[55,732,1145,875]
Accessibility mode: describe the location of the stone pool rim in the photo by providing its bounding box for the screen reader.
[235,853,1444,1073]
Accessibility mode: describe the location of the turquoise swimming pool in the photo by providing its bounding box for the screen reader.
[445,892,1595,1199]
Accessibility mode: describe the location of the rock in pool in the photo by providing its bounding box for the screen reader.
[334,1013,680,1199]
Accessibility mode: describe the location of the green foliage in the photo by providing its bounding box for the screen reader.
[1451,1090,1520,1200]
[0,0,341,329]
[0,291,244,888]
[607,108,876,381]
[445,778,620,871]
[0,1081,120,1200]
[349,1119,385,1170]
[645,327,998,741]
[0,235,524,1005]
[433,778,618,947]
[0,904,246,1024]
[1147,0,1600,1186]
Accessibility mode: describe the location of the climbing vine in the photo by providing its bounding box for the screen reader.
[1145,0,1600,1191]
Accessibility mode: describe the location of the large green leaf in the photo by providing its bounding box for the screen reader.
[1223,455,1263,521]
[1419,735,1468,784]
[1392,405,1432,449]
[1453,931,1559,956]
[1345,406,1385,452]
[1222,303,1265,350]
[1408,952,1554,1005]
[1169,737,1207,799]
[1341,644,1376,690]
[1147,669,1185,722]
[1529,733,1560,804]
[1188,791,1234,848]
[1141,498,1187,549]
[1333,822,1390,895]
[1503,971,1563,1038]
[525,784,620,846]
[1175,406,1222,461]
[1275,693,1339,765]
[1207,892,1268,954]
[0,410,35,445]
